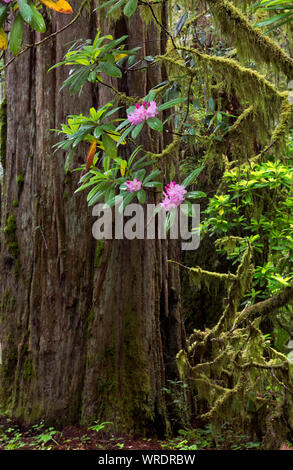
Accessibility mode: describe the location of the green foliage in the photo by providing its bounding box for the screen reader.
[98,0,138,18]
[161,424,263,450]
[253,0,293,32]
[49,32,139,95]
[88,421,113,434]
[75,147,162,209]
[203,155,293,303]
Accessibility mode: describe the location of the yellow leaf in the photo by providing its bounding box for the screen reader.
[120,161,127,177]
[114,53,127,62]
[219,208,224,216]
[0,28,8,51]
[40,0,73,14]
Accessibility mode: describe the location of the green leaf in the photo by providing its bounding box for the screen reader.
[117,125,132,146]
[104,185,116,204]
[88,190,106,206]
[137,189,146,204]
[102,133,117,158]
[182,166,204,188]
[165,208,177,233]
[29,3,46,33]
[157,97,185,111]
[144,181,163,188]
[108,0,125,16]
[0,5,8,28]
[103,155,110,171]
[131,122,144,139]
[61,66,91,95]
[123,0,138,17]
[143,169,161,184]
[9,13,24,56]
[146,117,163,132]
[18,0,33,25]
[186,191,206,199]
[98,61,122,78]
[180,201,196,217]
[97,0,117,9]
[120,191,135,212]
[174,11,188,37]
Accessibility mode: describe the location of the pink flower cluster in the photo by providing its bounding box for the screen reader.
[160,182,187,211]
[126,178,142,193]
[128,101,158,125]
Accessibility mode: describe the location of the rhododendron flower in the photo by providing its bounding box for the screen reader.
[126,178,142,192]
[127,101,158,125]
[2,0,13,3]
[160,181,187,211]
[145,101,158,119]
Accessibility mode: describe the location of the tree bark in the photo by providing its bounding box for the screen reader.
[0,4,184,434]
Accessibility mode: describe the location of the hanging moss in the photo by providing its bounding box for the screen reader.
[205,0,293,78]
[175,244,293,447]
[157,47,282,149]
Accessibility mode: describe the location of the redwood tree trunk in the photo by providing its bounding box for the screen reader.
[0,4,184,434]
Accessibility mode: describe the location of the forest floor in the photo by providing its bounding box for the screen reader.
[1,416,292,450]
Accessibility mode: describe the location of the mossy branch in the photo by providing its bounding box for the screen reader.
[205,0,293,78]
[235,284,293,327]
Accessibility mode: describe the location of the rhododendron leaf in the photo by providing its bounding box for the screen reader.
[18,0,33,24]
[104,186,115,205]
[98,61,122,78]
[103,155,110,172]
[143,169,161,184]
[40,0,73,14]
[120,191,135,212]
[144,181,163,188]
[137,189,146,204]
[62,66,91,95]
[115,119,130,132]
[146,117,163,132]
[120,160,127,176]
[123,0,138,18]
[114,52,128,62]
[0,5,8,28]
[117,126,132,146]
[30,3,46,32]
[180,202,196,217]
[165,208,177,233]
[182,166,204,188]
[98,0,117,10]
[131,122,144,139]
[186,191,206,199]
[157,97,185,111]
[9,13,24,55]
[134,169,146,182]
[0,27,7,50]
[102,134,117,158]
[88,190,106,206]
[108,0,125,16]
